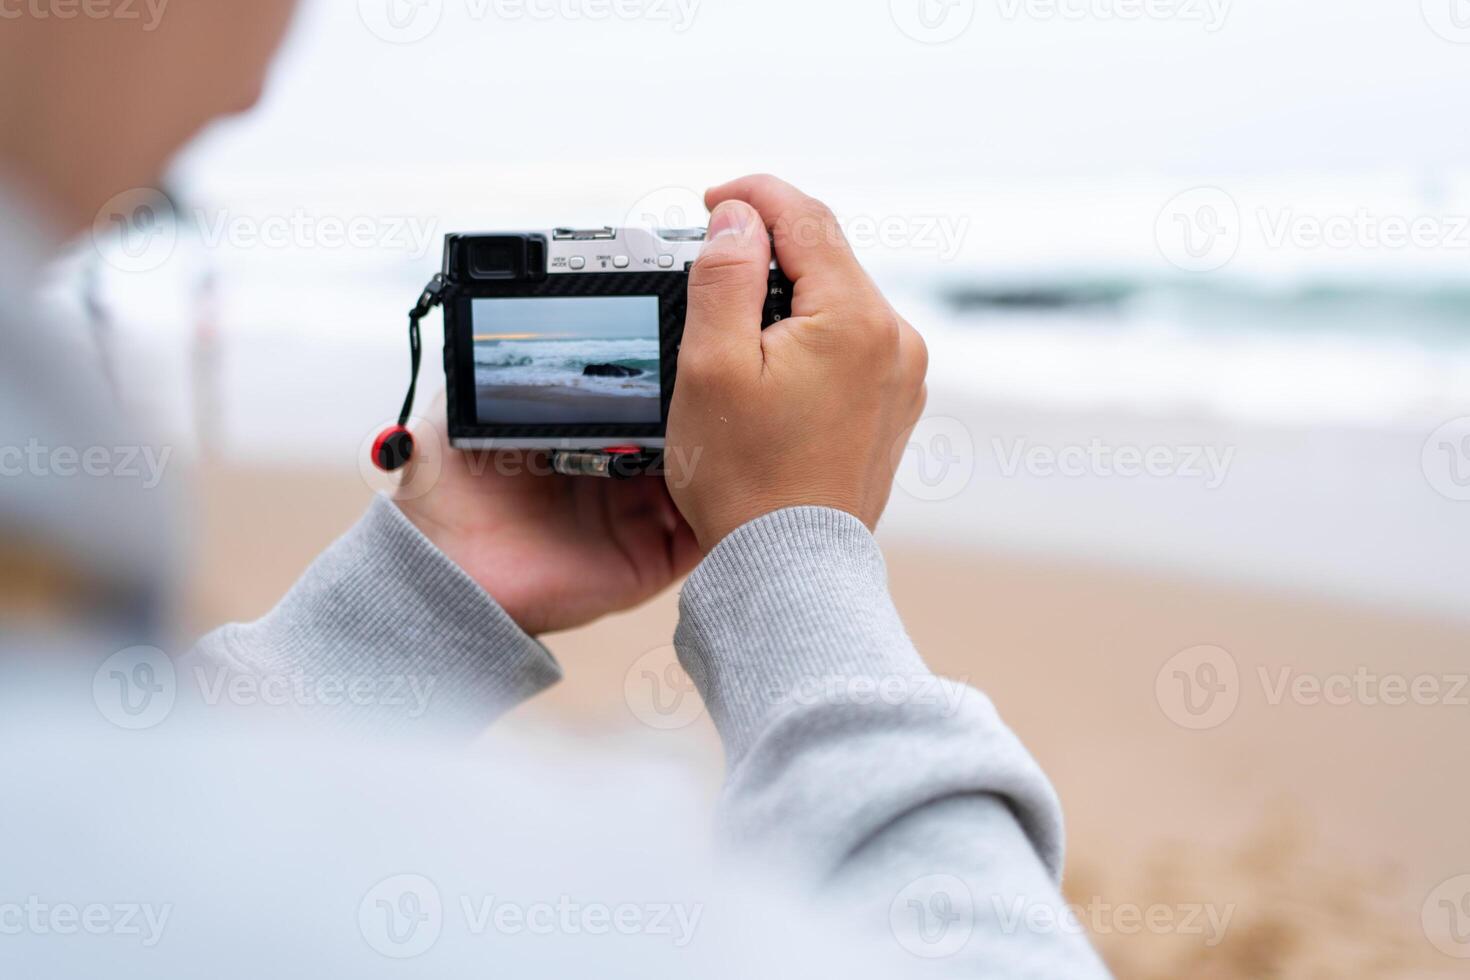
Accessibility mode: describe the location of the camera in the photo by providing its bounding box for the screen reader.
[437,227,793,471]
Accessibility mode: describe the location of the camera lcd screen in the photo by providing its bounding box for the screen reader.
[471,296,663,426]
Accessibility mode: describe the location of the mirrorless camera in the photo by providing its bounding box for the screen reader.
[372,226,793,477]
[435,227,792,473]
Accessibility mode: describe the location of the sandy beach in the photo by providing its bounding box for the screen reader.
[187,461,1470,978]
[477,384,661,425]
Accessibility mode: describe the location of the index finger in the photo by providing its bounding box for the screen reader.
[705,174,864,286]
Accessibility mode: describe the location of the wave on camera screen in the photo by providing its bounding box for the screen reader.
[474,338,661,397]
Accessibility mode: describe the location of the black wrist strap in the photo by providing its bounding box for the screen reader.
[399,273,447,426]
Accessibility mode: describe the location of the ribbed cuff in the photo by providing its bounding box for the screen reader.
[201,495,561,736]
[675,507,927,766]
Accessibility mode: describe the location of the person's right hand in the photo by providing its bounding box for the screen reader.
[665,175,929,552]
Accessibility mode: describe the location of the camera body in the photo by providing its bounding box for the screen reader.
[439,228,792,455]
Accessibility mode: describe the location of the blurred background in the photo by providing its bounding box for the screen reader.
[51,0,1470,975]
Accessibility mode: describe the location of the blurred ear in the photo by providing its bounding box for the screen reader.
[0,0,301,233]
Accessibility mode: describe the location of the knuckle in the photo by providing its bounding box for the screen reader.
[862,308,903,350]
[803,197,838,227]
[676,345,719,384]
[908,326,930,380]
[677,338,739,380]
[689,250,755,290]
[781,199,840,250]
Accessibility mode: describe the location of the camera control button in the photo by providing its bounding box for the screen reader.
[613,255,631,269]
[657,254,675,269]
[568,256,586,270]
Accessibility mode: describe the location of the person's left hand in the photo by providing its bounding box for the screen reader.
[393,396,700,636]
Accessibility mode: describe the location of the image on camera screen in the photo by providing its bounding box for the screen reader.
[471,296,662,425]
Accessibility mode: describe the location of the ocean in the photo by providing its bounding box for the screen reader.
[473,337,662,398]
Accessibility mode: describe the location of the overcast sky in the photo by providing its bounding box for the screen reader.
[473,296,659,341]
[180,0,1470,191]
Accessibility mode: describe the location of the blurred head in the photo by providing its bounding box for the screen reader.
[0,0,300,236]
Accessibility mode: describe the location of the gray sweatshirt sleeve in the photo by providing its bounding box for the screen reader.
[189,494,561,735]
[674,507,1111,976]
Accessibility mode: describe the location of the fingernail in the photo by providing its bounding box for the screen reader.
[704,203,748,246]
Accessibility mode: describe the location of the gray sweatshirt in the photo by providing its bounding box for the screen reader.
[186,496,1111,975]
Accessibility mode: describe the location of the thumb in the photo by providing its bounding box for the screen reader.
[681,200,771,375]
